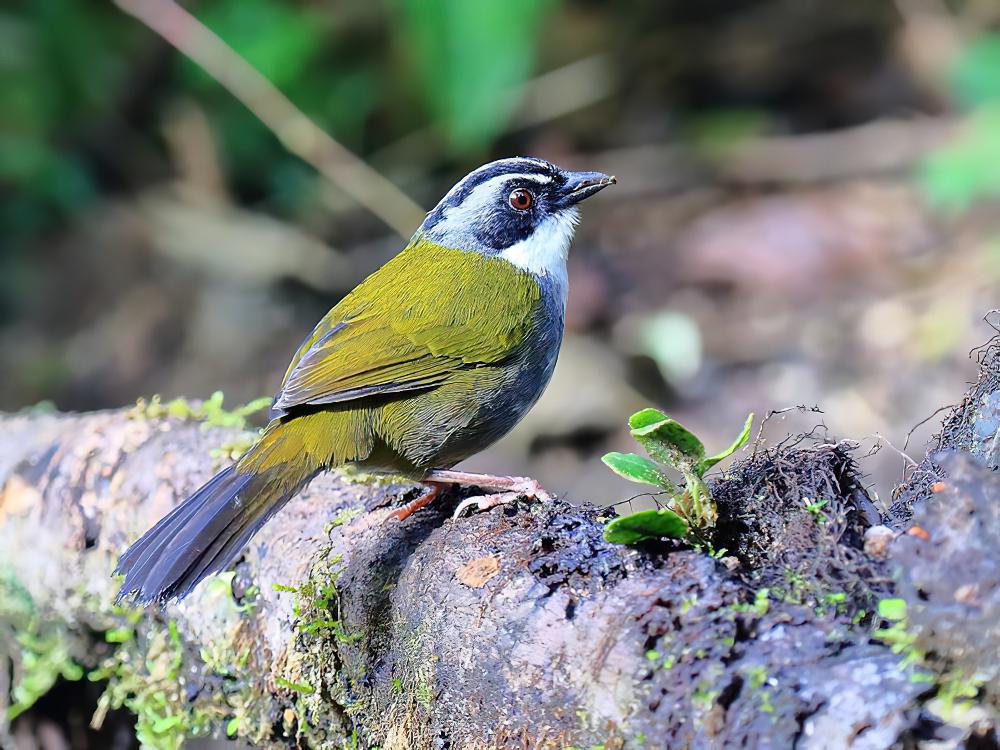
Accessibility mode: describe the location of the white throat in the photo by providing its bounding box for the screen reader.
[498,208,579,280]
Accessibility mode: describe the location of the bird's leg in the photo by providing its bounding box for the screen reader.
[422,470,552,498]
[422,469,552,519]
[386,482,445,522]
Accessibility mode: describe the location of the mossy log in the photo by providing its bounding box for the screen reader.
[0,407,948,749]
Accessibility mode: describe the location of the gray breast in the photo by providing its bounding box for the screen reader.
[432,272,566,467]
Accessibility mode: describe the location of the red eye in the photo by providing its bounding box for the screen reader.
[508,188,533,211]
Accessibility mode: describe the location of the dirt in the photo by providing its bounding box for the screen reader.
[890,329,1000,525]
[711,436,889,614]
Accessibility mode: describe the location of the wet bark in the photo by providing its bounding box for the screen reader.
[0,408,933,749]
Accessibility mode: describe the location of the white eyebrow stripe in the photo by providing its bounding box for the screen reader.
[511,173,553,184]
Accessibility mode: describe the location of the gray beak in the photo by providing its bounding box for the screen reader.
[558,170,617,206]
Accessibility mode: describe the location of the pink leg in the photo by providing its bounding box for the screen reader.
[422,470,550,498]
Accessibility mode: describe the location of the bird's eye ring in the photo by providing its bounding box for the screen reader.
[508,188,534,211]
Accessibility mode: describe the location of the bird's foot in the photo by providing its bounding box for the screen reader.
[386,483,442,522]
[423,470,551,498]
[419,471,552,519]
[387,471,552,522]
[451,491,522,519]
[492,476,552,503]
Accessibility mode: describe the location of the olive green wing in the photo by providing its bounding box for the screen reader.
[271,241,540,416]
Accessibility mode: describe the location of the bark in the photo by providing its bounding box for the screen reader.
[0,408,932,749]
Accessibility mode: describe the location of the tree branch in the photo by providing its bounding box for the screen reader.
[0,408,929,748]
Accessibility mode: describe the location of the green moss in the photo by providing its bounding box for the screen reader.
[88,621,209,750]
[3,562,288,748]
[211,434,258,462]
[273,545,360,747]
[127,392,270,431]
[743,664,777,714]
[873,598,984,717]
[1,571,85,721]
[803,497,829,519]
[127,391,271,462]
[328,507,362,530]
[333,464,399,486]
[731,587,770,617]
[88,594,268,750]
[414,666,434,711]
[744,665,769,690]
[691,683,719,711]
[275,676,315,694]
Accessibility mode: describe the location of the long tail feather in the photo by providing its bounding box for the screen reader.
[115,423,319,605]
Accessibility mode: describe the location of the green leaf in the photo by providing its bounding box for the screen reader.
[878,598,908,622]
[920,104,1000,211]
[226,716,241,737]
[603,509,689,545]
[631,418,705,466]
[601,452,676,491]
[628,408,670,431]
[191,0,328,89]
[233,396,272,418]
[698,412,754,474]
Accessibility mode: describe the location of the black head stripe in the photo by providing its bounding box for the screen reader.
[423,158,557,231]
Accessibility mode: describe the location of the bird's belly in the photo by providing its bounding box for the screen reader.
[365,328,562,473]
[429,281,565,469]
[429,347,558,469]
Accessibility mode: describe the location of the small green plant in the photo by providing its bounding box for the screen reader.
[128,391,271,431]
[275,676,315,694]
[602,409,753,544]
[803,497,829,519]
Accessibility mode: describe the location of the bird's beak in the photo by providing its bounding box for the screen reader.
[558,171,617,206]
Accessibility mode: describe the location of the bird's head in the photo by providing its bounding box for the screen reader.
[419,157,615,276]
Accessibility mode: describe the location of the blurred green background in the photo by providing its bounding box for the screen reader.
[3,0,1000,527]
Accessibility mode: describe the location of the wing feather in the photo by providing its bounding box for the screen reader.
[271,241,540,416]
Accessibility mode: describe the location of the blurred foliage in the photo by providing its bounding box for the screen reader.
[0,0,557,332]
[180,0,373,209]
[0,0,555,237]
[389,0,556,150]
[0,1,133,237]
[921,33,1000,211]
[0,0,557,323]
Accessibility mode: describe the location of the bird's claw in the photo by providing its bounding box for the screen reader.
[505,477,552,503]
[452,491,519,519]
[451,478,552,519]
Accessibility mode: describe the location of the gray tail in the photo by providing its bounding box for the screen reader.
[114,463,314,605]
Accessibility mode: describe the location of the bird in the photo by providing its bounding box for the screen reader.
[114,156,616,604]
